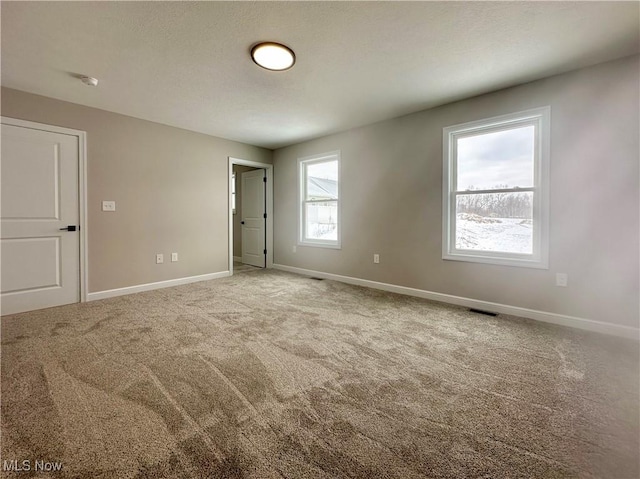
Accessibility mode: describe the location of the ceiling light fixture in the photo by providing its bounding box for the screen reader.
[251,42,295,71]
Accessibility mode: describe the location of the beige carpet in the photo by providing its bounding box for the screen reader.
[1,269,638,478]
[232,262,263,274]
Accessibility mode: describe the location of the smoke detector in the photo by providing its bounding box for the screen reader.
[80,76,98,87]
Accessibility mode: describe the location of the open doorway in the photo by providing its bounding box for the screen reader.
[228,157,273,275]
[234,166,265,269]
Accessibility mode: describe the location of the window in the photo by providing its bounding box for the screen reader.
[443,107,550,268]
[299,151,340,248]
[231,172,237,214]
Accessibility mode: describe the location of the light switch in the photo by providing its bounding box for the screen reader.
[102,201,116,212]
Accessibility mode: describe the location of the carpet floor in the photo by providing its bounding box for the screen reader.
[1,269,638,478]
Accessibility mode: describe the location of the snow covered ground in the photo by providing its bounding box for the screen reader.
[307,202,338,241]
[309,223,337,241]
[456,215,532,254]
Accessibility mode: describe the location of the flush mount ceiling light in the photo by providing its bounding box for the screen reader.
[251,42,296,71]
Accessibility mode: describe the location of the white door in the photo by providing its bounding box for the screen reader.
[1,122,80,315]
[241,169,266,267]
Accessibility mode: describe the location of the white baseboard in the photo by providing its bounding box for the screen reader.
[87,271,230,301]
[233,256,242,263]
[272,264,638,339]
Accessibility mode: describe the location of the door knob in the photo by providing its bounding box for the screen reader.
[59,225,77,231]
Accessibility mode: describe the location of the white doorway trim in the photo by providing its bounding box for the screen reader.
[228,157,273,275]
[1,116,89,303]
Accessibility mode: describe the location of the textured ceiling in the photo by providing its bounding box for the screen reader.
[1,1,638,149]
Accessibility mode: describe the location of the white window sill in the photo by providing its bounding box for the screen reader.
[443,252,548,269]
[298,241,342,250]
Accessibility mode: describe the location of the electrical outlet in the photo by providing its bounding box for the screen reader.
[292,245,296,253]
[171,253,178,262]
[373,254,380,264]
[556,273,568,287]
[102,200,116,212]
[156,254,164,264]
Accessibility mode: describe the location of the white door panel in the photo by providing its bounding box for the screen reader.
[241,169,265,268]
[1,135,61,219]
[1,123,80,315]
[1,237,61,292]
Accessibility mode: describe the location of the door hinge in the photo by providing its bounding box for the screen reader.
[263,177,267,183]
[263,249,267,254]
[263,213,267,219]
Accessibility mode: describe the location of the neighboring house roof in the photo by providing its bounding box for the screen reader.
[308,177,338,200]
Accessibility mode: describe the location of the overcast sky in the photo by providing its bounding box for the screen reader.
[457,125,534,191]
[308,160,338,181]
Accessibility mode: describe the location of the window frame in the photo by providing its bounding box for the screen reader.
[442,107,550,269]
[298,151,341,249]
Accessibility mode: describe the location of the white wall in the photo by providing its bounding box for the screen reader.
[273,56,640,330]
[2,88,273,293]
